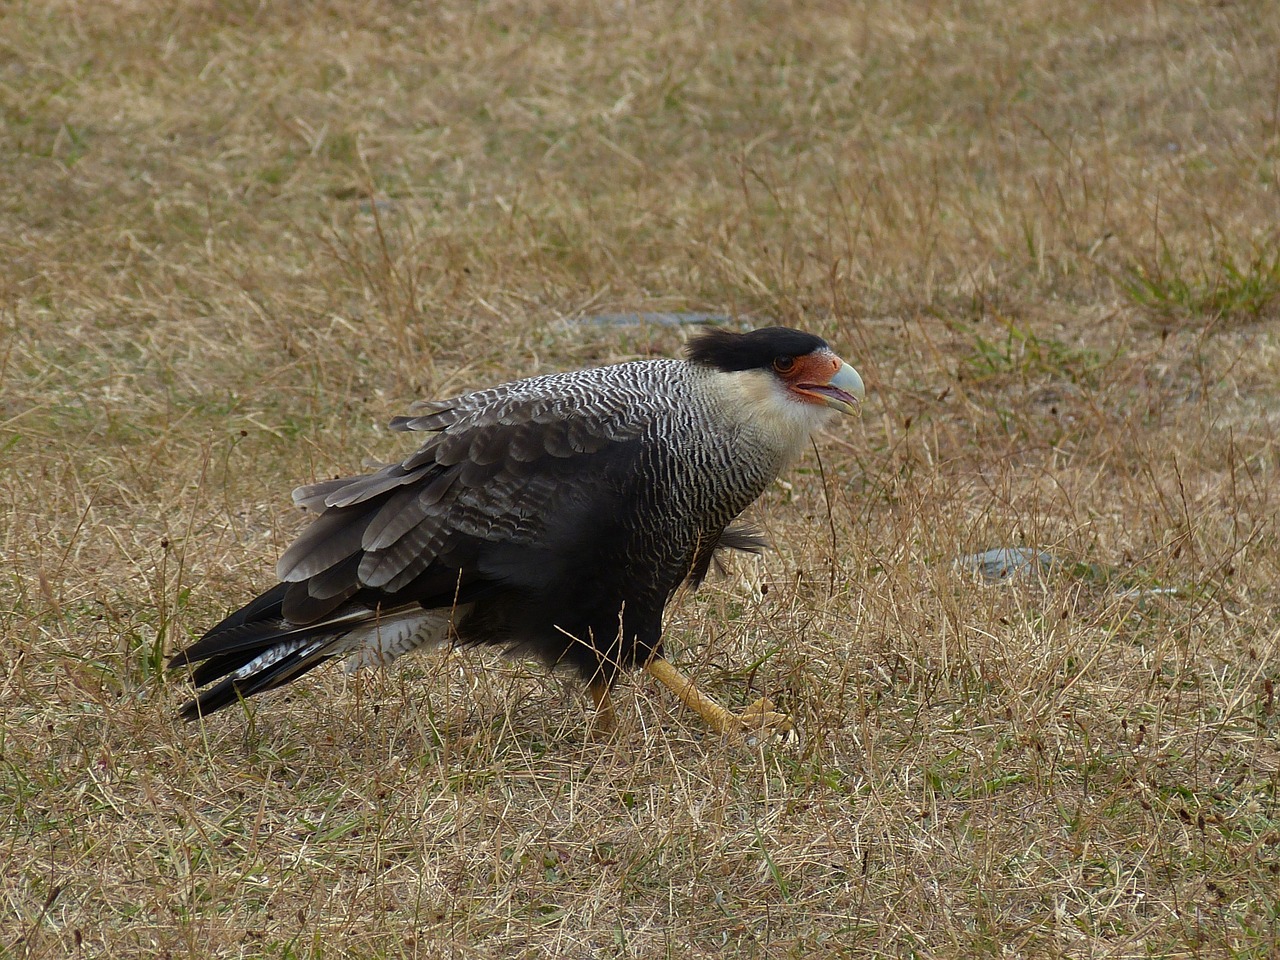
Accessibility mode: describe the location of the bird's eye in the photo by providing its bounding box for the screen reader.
[773,356,795,373]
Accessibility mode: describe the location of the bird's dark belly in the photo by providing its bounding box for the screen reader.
[451,582,668,682]
[451,529,692,682]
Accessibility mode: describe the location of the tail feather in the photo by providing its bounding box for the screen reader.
[177,638,334,720]
[170,607,371,671]
[170,578,365,719]
[170,585,452,720]
[182,620,355,687]
[173,582,290,664]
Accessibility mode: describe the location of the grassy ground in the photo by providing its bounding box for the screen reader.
[4,1,1280,957]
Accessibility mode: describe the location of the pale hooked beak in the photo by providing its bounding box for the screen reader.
[807,360,865,416]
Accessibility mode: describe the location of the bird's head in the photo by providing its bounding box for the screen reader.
[687,326,865,420]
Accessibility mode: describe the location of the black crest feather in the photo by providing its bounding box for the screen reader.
[686,326,828,372]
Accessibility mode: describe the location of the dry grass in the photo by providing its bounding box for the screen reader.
[4,1,1280,956]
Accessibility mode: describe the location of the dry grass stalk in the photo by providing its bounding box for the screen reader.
[3,2,1279,957]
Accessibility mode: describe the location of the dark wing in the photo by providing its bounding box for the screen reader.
[270,366,665,626]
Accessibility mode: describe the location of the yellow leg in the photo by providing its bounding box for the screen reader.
[587,677,617,735]
[645,657,738,733]
[645,657,794,741]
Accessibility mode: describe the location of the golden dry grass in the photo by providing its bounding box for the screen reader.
[4,1,1280,957]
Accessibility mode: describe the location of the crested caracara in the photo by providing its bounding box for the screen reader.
[170,325,864,738]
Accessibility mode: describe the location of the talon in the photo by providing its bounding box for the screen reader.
[737,697,796,745]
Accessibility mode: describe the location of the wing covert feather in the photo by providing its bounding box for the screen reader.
[275,361,680,617]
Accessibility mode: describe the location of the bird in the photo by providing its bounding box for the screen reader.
[169,325,864,738]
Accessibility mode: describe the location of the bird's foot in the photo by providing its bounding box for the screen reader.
[586,680,620,742]
[587,710,620,743]
[736,697,796,746]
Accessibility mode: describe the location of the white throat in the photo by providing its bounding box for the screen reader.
[704,368,837,465]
